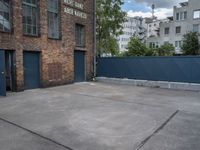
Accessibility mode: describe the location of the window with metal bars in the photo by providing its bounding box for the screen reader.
[0,0,11,32]
[75,24,85,47]
[22,0,38,36]
[47,0,60,39]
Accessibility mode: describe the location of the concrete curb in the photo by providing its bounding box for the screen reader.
[96,77,200,91]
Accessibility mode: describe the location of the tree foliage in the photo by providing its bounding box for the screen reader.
[121,37,175,57]
[181,32,200,55]
[158,43,175,56]
[125,37,148,56]
[96,0,126,56]
[97,36,119,56]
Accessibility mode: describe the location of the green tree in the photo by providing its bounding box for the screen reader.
[181,32,200,55]
[96,0,126,56]
[158,43,175,56]
[126,37,148,56]
[145,48,158,56]
[98,36,119,56]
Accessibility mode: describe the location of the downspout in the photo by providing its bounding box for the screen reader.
[93,0,97,80]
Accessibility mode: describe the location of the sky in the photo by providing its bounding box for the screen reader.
[122,0,187,19]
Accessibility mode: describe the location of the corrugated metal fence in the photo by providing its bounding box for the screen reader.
[97,57,200,83]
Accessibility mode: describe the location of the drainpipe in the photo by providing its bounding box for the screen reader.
[93,0,97,80]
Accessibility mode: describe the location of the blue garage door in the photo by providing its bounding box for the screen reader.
[23,52,40,89]
[74,51,85,82]
[0,50,6,96]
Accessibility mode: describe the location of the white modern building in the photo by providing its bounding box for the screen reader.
[146,19,160,38]
[117,16,147,52]
[146,0,200,53]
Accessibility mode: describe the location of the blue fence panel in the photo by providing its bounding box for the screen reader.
[97,57,200,84]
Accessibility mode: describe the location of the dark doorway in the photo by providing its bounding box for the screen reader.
[5,51,15,91]
[23,51,40,89]
[74,51,85,82]
[0,50,15,96]
[0,50,6,96]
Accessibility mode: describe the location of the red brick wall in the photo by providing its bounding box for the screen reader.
[0,0,94,91]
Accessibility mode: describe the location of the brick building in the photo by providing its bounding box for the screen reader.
[0,0,95,96]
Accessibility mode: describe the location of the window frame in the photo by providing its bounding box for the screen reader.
[193,24,199,33]
[175,26,181,34]
[22,0,39,37]
[175,41,182,48]
[0,0,12,33]
[47,0,61,40]
[164,27,170,35]
[193,10,200,19]
[176,12,180,21]
[75,24,86,48]
[184,11,187,20]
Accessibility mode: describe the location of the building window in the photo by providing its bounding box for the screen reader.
[176,13,180,20]
[184,11,187,20]
[0,0,11,32]
[175,41,182,48]
[176,26,181,34]
[180,11,187,20]
[22,0,38,36]
[194,10,200,19]
[164,27,169,35]
[175,41,178,47]
[75,24,85,47]
[48,0,60,39]
[149,42,158,48]
[193,24,199,33]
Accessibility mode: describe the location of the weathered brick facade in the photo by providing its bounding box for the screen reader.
[0,0,94,91]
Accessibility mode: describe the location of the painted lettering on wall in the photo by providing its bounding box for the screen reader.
[64,0,86,19]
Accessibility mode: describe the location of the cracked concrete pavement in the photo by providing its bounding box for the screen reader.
[0,82,200,150]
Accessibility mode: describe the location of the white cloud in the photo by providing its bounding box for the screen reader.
[134,0,186,8]
[127,8,173,19]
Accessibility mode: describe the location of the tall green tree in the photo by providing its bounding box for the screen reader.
[181,32,200,55]
[96,0,126,56]
[125,37,148,56]
[158,43,175,56]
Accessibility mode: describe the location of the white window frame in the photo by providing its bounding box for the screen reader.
[194,10,200,19]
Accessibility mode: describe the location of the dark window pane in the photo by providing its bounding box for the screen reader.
[47,0,60,39]
[48,0,58,13]
[75,24,85,47]
[165,27,169,35]
[0,0,11,32]
[22,0,38,35]
[176,26,181,34]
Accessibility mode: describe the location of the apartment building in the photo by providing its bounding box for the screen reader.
[117,16,147,52]
[146,0,200,53]
[0,0,95,96]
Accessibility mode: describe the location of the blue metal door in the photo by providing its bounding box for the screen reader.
[0,50,6,96]
[23,52,40,89]
[74,51,85,82]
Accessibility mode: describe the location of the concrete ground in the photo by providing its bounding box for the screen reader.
[0,82,200,150]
